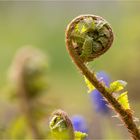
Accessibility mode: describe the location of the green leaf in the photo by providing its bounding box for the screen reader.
[7,116,30,139]
[84,76,95,93]
[117,91,130,110]
[109,80,127,92]
[75,17,95,34]
[74,131,88,140]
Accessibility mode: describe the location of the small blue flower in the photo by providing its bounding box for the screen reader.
[90,71,110,114]
[71,115,88,133]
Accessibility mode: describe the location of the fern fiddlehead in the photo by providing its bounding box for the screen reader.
[9,46,48,139]
[65,15,140,139]
[49,109,74,140]
[67,15,113,62]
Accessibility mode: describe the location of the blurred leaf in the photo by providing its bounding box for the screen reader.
[7,116,29,139]
[84,76,95,93]
[50,130,71,140]
[117,91,130,110]
[74,131,88,140]
[109,80,127,93]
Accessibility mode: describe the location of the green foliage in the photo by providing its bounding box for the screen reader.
[49,115,67,131]
[80,36,93,60]
[109,80,130,110]
[75,17,95,34]
[49,116,88,140]
[7,116,30,139]
[69,15,113,62]
[109,80,127,93]
[84,76,95,93]
[117,91,130,110]
[84,74,130,110]
[49,110,74,140]
[74,131,88,140]
[50,130,71,140]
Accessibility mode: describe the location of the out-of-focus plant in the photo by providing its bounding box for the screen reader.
[7,46,48,139]
[71,115,88,133]
[89,71,110,114]
[65,14,140,139]
[4,46,88,140]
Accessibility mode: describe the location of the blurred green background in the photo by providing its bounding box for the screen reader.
[0,1,140,139]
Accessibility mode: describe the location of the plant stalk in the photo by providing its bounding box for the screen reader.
[66,31,140,140]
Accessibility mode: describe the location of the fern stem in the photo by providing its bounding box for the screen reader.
[10,47,43,139]
[18,83,41,139]
[65,15,140,140]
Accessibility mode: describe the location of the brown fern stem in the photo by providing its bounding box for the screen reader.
[13,48,43,139]
[65,15,140,140]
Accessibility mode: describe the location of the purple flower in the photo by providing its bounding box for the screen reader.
[90,71,110,114]
[71,115,88,133]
